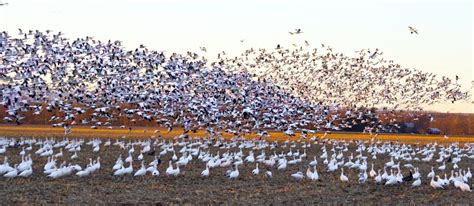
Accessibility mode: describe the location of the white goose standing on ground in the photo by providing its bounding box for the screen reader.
[19,165,33,177]
[229,165,239,179]
[201,165,210,177]
[252,163,259,175]
[430,175,444,189]
[412,178,421,188]
[4,164,18,178]
[340,168,348,182]
[134,161,146,177]
[291,171,304,180]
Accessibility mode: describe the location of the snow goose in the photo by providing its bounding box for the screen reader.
[308,166,319,181]
[306,167,313,179]
[19,147,26,156]
[385,157,394,167]
[0,146,6,155]
[229,165,239,179]
[459,182,471,192]
[438,162,446,171]
[122,161,134,175]
[291,171,304,180]
[40,149,53,157]
[92,157,101,171]
[413,168,420,179]
[54,148,63,158]
[465,168,472,179]
[125,151,133,163]
[411,178,421,188]
[369,163,376,177]
[277,159,287,170]
[438,174,449,187]
[359,170,368,184]
[374,169,382,184]
[44,163,58,175]
[19,166,33,177]
[114,161,133,176]
[134,161,146,177]
[430,175,444,189]
[309,156,318,166]
[252,163,259,175]
[71,151,78,160]
[113,158,123,171]
[93,145,100,153]
[201,165,210,177]
[17,155,32,172]
[151,167,160,176]
[3,164,18,178]
[171,151,178,161]
[245,151,255,163]
[265,171,273,178]
[385,170,398,186]
[147,161,158,173]
[340,168,348,182]
[149,155,161,166]
[167,162,180,177]
[76,168,91,177]
[427,167,435,178]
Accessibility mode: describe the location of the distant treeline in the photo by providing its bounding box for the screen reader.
[377,110,474,136]
[0,104,473,135]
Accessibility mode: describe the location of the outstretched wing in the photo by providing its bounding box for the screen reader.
[408,26,418,34]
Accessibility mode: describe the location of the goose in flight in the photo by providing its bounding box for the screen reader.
[289,29,303,35]
[408,26,418,34]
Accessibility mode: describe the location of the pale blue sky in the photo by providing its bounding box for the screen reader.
[0,0,472,112]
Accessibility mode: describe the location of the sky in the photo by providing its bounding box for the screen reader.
[0,0,472,112]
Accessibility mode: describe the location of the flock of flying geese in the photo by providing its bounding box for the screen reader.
[0,135,472,192]
[218,27,467,111]
[0,29,469,135]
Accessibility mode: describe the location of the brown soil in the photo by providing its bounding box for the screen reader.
[0,136,473,204]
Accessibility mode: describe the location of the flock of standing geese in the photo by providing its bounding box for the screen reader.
[0,29,470,134]
[0,135,472,192]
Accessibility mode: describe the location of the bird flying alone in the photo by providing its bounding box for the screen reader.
[289,29,303,35]
[408,26,418,34]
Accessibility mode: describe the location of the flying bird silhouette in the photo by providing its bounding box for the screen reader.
[289,29,303,35]
[408,26,418,34]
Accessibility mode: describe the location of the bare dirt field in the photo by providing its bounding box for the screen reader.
[0,125,473,204]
